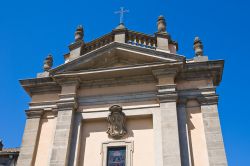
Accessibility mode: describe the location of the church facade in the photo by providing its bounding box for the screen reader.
[16,15,227,166]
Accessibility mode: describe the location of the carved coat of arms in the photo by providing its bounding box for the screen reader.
[107,105,127,139]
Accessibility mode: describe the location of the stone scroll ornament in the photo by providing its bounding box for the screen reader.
[107,105,127,139]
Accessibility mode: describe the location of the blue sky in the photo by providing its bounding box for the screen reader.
[0,0,249,165]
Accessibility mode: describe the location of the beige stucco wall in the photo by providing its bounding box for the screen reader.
[187,100,209,166]
[34,113,57,166]
[78,116,154,166]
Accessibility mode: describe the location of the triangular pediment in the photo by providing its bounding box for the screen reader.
[50,42,185,74]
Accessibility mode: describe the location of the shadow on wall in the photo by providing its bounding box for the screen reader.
[78,115,153,165]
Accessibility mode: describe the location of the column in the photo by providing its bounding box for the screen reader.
[49,81,78,166]
[154,69,182,166]
[199,96,228,166]
[177,101,191,166]
[16,110,43,166]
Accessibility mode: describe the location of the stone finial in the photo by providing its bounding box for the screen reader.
[157,15,167,33]
[193,36,204,56]
[43,54,53,71]
[74,25,84,42]
[0,140,3,151]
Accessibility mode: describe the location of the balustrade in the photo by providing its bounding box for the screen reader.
[126,31,157,49]
[82,31,157,55]
[83,33,114,53]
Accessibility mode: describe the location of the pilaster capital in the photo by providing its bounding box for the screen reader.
[157,84,176,91]
[152,68,178,79]
[197,94,219,105]
[55,77,80,87]
[157,93,177,103]
[156,84,177,103]
[57,93,78,111]
[25,109,43,119]
[177,97,188,106]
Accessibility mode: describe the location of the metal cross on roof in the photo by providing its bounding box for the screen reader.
[115,7,129,24]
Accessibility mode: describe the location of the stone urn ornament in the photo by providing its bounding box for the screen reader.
[43,54,53,71]
[157,15,166,33]
[193,37,204,56]
[107,105,127,139]
[75,25,84,42]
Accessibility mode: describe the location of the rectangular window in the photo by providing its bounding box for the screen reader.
[107,146,126,166]
[101,141,133,166]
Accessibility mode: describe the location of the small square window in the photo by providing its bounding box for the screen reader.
[101,141,133,166]
[107,146,126,166]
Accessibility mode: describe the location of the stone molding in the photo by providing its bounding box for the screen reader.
[78,91,156,106]
[80,75,156,88]
[152,66,181,78]
[112,27,127,33]
[19,77,61,96]
[177,60,224,86]
[157,84,176,92]
[156,84,178,103]
[57,96,78,111]
[178,87,218,105]
[29,100,58,110]
[197,95,219,105]
[157,91,177,103]
[50,42,185,75]
[25,109,43,119]
[54,77,80,87]
[80,106,156,120]
[25,107,58,119]
[68,40,84,51]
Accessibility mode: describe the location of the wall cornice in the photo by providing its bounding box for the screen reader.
[25,109,43,119]
[19,77,61,96]
[177,60,224,86]
[177,87,219,105]
[57,93,78,110]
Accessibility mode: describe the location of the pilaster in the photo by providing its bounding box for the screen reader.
[153,107,163,166]
[153,69,182,166]
[198,96,228,166]
[16,110,43,166]
[49,80,79,166]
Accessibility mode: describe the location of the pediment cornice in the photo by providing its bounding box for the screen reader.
[50,42,185,75]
